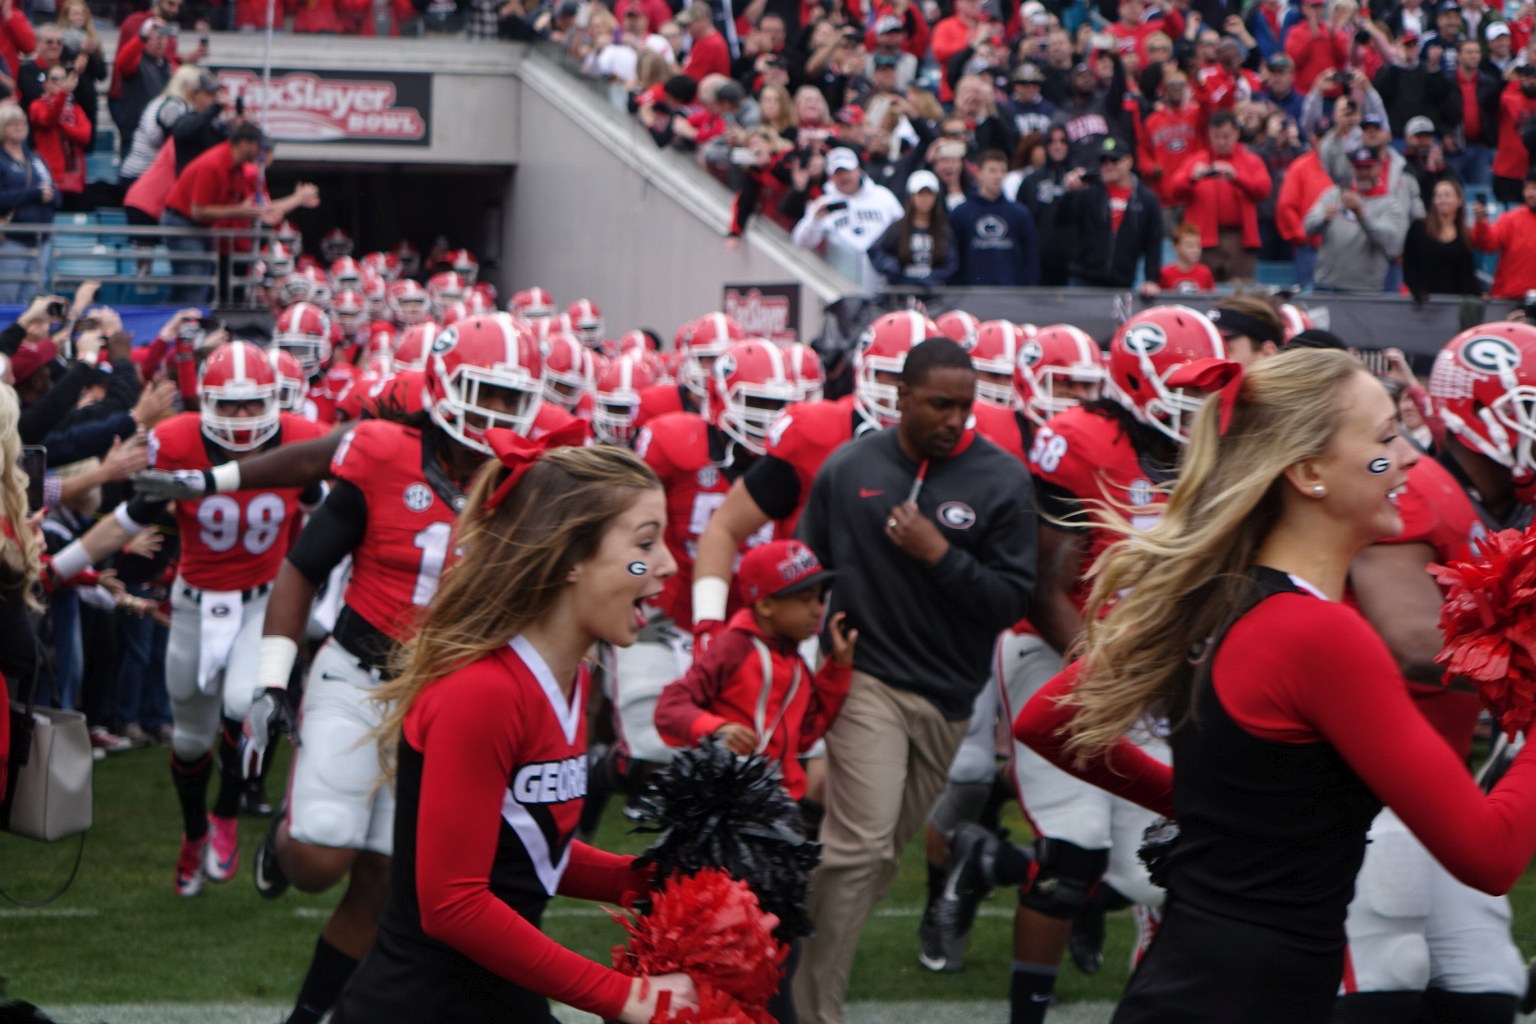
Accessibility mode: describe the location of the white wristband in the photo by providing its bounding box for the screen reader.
[692,575,730,624]
[50,539,92,581]
[257,635,300,693]
[210,461,242,493]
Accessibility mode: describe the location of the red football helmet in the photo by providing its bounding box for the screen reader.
[471,281,497,308]
[1429,322,1536,476]
[1015,324,1105,427]
[363,323,398,374]
[855,310,939,427]
[264,241,295,280]
[542,330,596,412]
[709,340,802,455]
[426,314,544,453]
[274,220,302,254]
[593,354,658,447]
[511,286,554,321]
[393,320,439,372]
[617,329,658,356]
[321,227,354,261]
[936,309,981,351]
[267,347,307,413]
[200,341,280,451]
[971,320,1035,408]
[274,302,333,379]
[388,279,431,326]
[332,288,366,334]
[1108,305,1225,443]
[438,301,470,328]
[391,239,421,278]
[442,248,478,284]
[783,341,825,403]
[566,299,604,346]
[361,250,400,282]
[329,256,363,294]
[1277,303,1314,342]
[359,267,388,321]
[680,312,747,402]
[427,271,467,318]
[287,265,330,311]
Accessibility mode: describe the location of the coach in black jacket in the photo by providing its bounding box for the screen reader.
[1060,136,1165,290]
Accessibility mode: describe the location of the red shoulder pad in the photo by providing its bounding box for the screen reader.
[332,418,410,485]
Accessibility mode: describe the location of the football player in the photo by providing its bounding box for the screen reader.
[243,314,557,1024]
[919,323,1104,974]
[1333,327,1536,1024]
[937,306,1227,1024]
[635,312,745,426]
[54,342,328,897]
[608,339,796,794]
[691,310,935,648]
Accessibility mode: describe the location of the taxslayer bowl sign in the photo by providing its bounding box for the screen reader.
[723,284,800,344]
[216,68,431,146]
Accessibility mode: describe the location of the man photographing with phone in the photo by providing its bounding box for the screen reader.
[790,147,903,290]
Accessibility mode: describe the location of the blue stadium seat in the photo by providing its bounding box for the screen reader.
[1253,260,1295,288]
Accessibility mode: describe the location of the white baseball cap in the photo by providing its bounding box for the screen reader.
[826,147,861,173]
[906,169,941,194]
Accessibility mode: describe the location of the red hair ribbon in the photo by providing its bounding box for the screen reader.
[1167,358,1244,436]
[482,421,589,511]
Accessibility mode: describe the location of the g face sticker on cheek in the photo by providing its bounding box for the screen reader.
[1368,457,1390,475]
[627,561,649,576]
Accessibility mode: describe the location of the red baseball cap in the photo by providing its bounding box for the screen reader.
[10,339,57,385]
[737,540,835,603]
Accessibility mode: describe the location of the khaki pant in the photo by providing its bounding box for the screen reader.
[793,672,969,1024]
[1201,226,1257,283]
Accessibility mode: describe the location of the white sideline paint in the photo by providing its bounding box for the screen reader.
[44,1002,1121,1023]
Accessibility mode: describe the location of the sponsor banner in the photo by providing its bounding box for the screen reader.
[216,68,431,146]
[723,283,800,344]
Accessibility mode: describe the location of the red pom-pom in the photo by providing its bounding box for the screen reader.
[611,868,788,1020]
[1430,527,1536,738]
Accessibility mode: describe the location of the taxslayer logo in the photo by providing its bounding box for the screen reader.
[724,288,796,344]
[512,756,588,805]
[217,69,427,143]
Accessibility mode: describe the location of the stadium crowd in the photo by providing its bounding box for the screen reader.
[543,0,1536,300]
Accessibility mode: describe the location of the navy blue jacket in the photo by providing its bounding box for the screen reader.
[950,193,1040,286]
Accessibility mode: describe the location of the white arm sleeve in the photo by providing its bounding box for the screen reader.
[692,575,730,624]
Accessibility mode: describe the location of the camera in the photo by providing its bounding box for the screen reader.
[46,300,66,319]
[21,445,45,514]
[1523,289,1536,321]
[1354,28,1370,43]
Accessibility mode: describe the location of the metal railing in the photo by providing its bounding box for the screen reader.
[0,218,274,309]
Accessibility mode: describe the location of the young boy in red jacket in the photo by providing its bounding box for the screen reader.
[654,538,857,801]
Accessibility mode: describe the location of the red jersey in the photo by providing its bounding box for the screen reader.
[147,411,328,591]
[635,382,690,427]
[761,394,862,536]
[1494,80,1536,182]
[330,419,464,643]
[1030,405,1166,610]
[374,636,638,1019]
[1139,104,1201,204]
[1159,262,1216,291]
[1377,456,1487,758]
[530,402,592,443]
[635,412,764,627]
[305,362,361,424]
[970,402,1030,463]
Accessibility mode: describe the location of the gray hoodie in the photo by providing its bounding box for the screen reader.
[1304,186,1408,292]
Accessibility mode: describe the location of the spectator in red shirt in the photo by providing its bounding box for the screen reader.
[1159,220,1216,290]
[161,122,321,304]
[1284,0,1348,92]
[1168,109,1273,281]
[1471,169,1536,299]
[27,65,90,209]
[1139,69,1201,206]
[679,2,730,83]
[0,0,33,92]
[930,0,989,102]
[618,0,672,35]
[1493,65,1536,202]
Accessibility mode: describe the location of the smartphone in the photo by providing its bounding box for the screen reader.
[20,445,45,514]
[729,147,757,165]
[200,34,210,46]
[823,200,849,213]
[197,315,223,333]
[46,300,66,320]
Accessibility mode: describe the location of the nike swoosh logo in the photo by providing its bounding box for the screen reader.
[319,672,349,682]
[859,488,885,498]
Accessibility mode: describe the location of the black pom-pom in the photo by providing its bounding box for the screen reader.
[630,737,821,941]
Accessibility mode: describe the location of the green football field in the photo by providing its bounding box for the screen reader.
[5,743,1536,1021]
